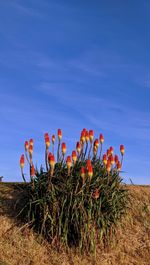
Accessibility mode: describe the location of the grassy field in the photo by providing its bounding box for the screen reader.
[0,182,150,265]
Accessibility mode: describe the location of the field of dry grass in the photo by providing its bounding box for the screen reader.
[0,182,150,265]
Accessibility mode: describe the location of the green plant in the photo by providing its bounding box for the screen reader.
[19,129,128,253]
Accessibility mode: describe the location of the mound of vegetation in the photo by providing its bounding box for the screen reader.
[18,128,128,254]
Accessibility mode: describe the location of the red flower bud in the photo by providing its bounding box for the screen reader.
[109,146,114,154]
[103,154,107,165]
[66,156,72,170]
[52,135,55,144]
[44,133,49,139]
[45,135,50,149]
[120,145,125,155]
[107,149,111,157]
[20,154,25,169]
[99,134,104,144]
[62,142,66,155]
[30,164,35,177]
[29,139,34,146]
[76,142,81,153]
[29,145,33,155]
[80,130,86,143]
[89,130,94,142]
[109,155,115,165]
[24,141,29,151]
[72,150,77,162]
[48,153,55,168]
[87,164,93,180]
[85,131,89,142]
[58,129,62,140]
[114,155,119,164]
[106,160,111,173]
[94,139,99,148]
[117,161,121,171]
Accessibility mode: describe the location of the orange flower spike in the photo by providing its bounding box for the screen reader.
[86,159,92,168]
[93,188,100,199]
[76,142,81,154]
[87,164,93,180]
[120,145,125,156]
[107,149,111,157]
[29,145,33,155]
[62,142,66,155]
[48,153,55,168]
[58,129,62,140]
[24,141,29,151]
[94,139,99,148]
[52,135,55,144]
[93,145,97,155]
[114,155,119,164]
[99,134,104,144]
[72,150,77,163]
[44,133,49,139]
[106,160,111,173]
[89,130,94,143]
[80,130,86,143]
[81,166,86,184]
[20,154,25,169]
[30,164,35,177]
[103,154,107,165]
[110,155,115,165]
[85,131,89,143]
[45,135,50,149]
[66,156,72,173]
[109,146,114,155]
[29,139,34,146]
[117,161,121,171]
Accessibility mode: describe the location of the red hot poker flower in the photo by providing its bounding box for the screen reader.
[109,155,115,165]
[29,139,34,146]
[30,165,35,177]
[80,130,86,143]
[44,133,49,139]
[99,134,104,144]
[85,131,89,142]
[109,146,114,154]
[106,160,111,173]
[20,154,25,169]
[120,145,125,155]
[45,135,50,149]
[86,159,92,168]
[107,149,111,157]
[76,142,81,154]
[66,156,72,170]
[72,150,77,163]
[94,139,99,148]
[29,145,33,155]
[58,129,62,140]
[103,154,107,165]
[52,135,55,144]
[89,130,94,142]
[25,141,29,151]
[117,161,121,171]
[114,155,119,164]
[48,153,55,168]
[87,164,93,180]
[62,142,66,155]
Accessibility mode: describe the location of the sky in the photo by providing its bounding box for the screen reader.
[0,0,150,184]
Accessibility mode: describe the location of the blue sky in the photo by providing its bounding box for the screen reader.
[0,0,150,184]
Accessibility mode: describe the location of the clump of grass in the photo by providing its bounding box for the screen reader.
[19,129,128,253]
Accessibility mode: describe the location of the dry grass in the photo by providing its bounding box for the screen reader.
[0,183,150,265]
